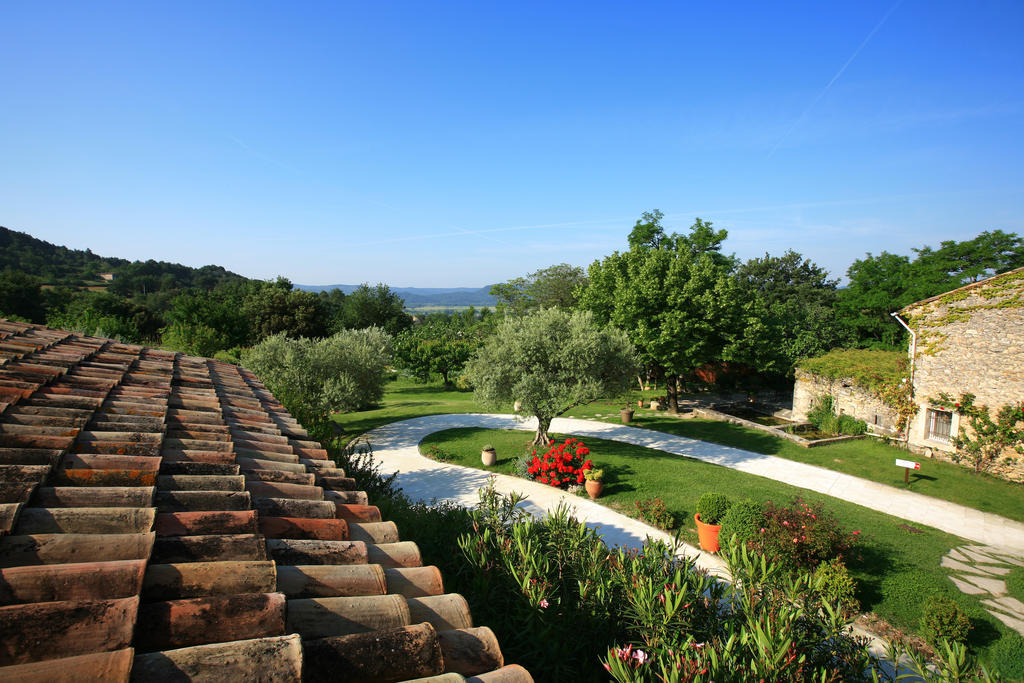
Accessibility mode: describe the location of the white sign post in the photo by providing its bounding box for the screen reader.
[895,458,921,485]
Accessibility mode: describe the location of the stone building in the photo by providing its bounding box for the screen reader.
[898,266,1024,478]
[791,364,899,435]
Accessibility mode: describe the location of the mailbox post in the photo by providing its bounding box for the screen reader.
[895,458,921,485]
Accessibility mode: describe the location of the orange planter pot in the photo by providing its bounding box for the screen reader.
[694,513,722,553]
[585,480,604,499]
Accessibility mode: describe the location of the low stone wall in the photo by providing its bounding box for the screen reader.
[693,407,865,449]
[792,370,899,435]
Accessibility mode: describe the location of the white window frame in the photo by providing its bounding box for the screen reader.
[926,407,954,444]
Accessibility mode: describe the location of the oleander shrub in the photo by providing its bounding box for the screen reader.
[719,498,764,548]
[695,492,731,525]
[746,498,857,570]
[920,594,972,646]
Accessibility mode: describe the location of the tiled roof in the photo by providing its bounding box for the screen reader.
[0,320,532,683]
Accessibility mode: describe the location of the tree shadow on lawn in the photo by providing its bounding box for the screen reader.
[602,464,637,496]
[634,415,788,456]
[391,383,471,396]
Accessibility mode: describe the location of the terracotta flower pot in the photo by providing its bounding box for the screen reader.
[585,480,604,499]
[481,449,497,467]
[620,408,634,424]
[694,513,722,553]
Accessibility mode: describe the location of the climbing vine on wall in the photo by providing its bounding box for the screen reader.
[906,269,1024,356]
[931,392,1024,474]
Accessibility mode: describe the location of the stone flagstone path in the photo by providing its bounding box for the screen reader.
[942,545,1024,636]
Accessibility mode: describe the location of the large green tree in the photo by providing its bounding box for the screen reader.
[731,250,848,378]
[837,229,1024,348]
[464,308,636,445]
[489,263,588,314]
[333,283,412,336]
[394,318,484,388]
[580,213,739,411]
[244,277,328,340]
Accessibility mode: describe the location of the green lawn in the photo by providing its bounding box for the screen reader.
[419,426,1018,667]
[338,378,1024,523]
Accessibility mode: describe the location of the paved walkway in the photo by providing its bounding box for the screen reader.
[365,413,1024,553]
[941,545,1024,636]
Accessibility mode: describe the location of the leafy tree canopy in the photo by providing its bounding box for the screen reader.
[489,263,588,314]
[464,308,636,444]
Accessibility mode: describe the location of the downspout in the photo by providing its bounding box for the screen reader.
[890,312,916,443]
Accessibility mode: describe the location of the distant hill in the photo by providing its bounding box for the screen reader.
[0,225,248,293]
[296,284,497,309]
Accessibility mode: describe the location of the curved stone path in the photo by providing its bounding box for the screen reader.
[942,546,1024,636]
[365,413,1024,552]
[363,413,1024,661]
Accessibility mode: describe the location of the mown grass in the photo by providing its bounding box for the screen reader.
[418,426,1018,667]
[339,378,1024,523]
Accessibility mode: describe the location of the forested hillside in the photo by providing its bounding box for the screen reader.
[0,225,415,356]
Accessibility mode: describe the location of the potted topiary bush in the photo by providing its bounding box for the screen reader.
[583,468,605,499]
[481,444,497,467]
[694,492,732,552]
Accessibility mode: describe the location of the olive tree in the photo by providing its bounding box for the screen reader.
[464,308,636,445]
[242,327,392,426]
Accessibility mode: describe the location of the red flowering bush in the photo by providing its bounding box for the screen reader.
[526,437,593,488]
[747,498,858,570]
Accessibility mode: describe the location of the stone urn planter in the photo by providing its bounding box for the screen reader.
[513,401,522,413]
[620,408,634,424]
[481,448,497,467]
[694,513,722,553]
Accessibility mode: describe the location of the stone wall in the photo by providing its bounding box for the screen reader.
[792,369,899,434]
[904,268,1024,481]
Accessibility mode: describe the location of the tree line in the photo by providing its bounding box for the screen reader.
[2,218,1021,424]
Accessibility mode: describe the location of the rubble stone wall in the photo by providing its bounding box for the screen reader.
[904,269,1024,481]
[792,369,899,433]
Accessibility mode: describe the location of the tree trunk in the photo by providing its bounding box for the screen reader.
[533,417,552,446]
[667,375,679,414]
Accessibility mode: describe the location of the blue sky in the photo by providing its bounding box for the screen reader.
[2,1,1022,287]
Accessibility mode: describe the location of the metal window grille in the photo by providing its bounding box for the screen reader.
[927,409,952,442]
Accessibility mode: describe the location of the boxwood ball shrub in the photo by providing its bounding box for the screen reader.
[920,594,972,646]
[719,498,764,548]
[695,492,732,525]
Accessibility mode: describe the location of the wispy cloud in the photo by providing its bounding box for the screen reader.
[767,0,905,158]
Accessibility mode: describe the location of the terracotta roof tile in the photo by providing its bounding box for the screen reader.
[0,321,532,682]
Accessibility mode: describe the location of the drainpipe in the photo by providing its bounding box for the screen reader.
[890,312,916,443]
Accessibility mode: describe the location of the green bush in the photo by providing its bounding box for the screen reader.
[719,498,764,548]
[988,633,1024,680]
[635,498,676,530]
[423,445,457,462]
[695,492,731,525]
[838,413,868,436]
[920,594,972,646]
[242,327,392,425]
[814,558,860,618]
[747,498,857,571]
[213,347,242,365]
